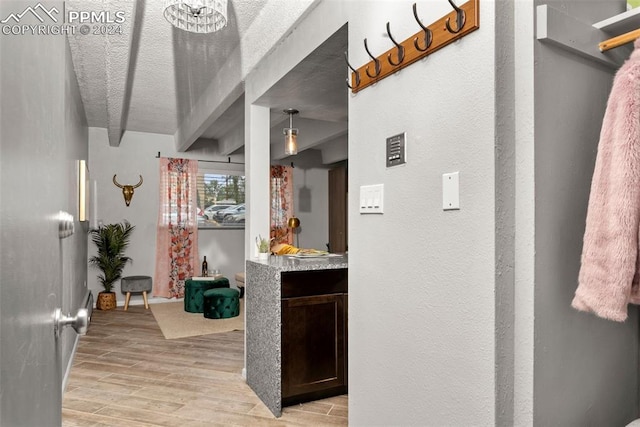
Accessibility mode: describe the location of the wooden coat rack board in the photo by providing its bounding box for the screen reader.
[349,0,480,93]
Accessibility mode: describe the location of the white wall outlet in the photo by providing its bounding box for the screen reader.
[360,184,384,214]
[442,172,460,210]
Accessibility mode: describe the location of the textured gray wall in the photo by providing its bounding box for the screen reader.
[0,1,88,423]
[293,167,328,251]
[87,129,245,304]
[61,34,90,386]
[533,1,639,425]
[495,0,516,424]
[347,1,498,424]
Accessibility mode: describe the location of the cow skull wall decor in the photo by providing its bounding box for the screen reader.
[113,175,143,206]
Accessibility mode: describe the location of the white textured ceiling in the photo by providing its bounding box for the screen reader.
[68,0,348,163]
[68,0,268,145]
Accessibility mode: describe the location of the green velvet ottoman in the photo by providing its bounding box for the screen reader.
[184,277,229,313]
[203,288,240,319]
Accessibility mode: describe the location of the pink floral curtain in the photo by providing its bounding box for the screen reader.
[270,165,294,245]
[154,158,199,298]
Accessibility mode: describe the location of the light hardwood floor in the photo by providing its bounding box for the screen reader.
[63,305,348,426]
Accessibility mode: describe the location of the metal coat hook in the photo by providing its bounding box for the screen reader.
[364,39,381,78]
[344,51,360,89]
[386,22,405,66]
[412,3,433,51]
[445,0,465,34]
[348,0,479,93]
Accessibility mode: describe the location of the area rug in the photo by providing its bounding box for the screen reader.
[150,300,244,340]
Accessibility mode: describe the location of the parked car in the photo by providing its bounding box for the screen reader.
[203,204,233,220]
[162,208,205,225]
[215,204,245,221]
[223,212,245,225]
[221,205,245,221]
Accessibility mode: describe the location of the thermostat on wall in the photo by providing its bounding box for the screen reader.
[386,132,406,167]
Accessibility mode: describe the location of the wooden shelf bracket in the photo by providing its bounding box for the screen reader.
[536,4,633,70]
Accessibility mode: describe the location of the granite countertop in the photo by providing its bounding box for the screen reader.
[247,254,348,272]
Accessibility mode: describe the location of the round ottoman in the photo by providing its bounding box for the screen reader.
[203,288,240,319]
[234,272,245,298]
[121,276,152,310]
[184,277,229,313]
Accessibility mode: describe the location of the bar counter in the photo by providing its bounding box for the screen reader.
[246,254,348,416]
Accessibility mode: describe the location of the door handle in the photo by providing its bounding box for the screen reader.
[54,292,93,338]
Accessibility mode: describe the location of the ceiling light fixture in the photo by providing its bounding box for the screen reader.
[283,108,299,156]
[163,0,228,34]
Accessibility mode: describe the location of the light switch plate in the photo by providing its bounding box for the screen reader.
[442,172,460,210]
[360,184,384,214]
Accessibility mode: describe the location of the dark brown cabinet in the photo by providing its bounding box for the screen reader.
[281,270,348,406]
[329,164,348,253]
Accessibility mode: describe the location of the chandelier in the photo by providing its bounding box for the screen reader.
[164,0,228,34]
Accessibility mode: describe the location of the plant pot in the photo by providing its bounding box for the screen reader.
[96,291,117,310]
[258,252,269,261]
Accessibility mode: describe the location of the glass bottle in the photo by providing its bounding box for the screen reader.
[202,256,208,277]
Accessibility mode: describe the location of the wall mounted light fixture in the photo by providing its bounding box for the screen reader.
[283,108,299,156]
[78,160,89,222]
[163,0,228,34]
[287,216,301,247]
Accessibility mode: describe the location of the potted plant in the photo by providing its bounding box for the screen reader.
[256,235,271,260]
[89,221,135,310]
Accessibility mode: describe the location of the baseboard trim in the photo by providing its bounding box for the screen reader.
[61,333,79,393]
[116,296,184,307]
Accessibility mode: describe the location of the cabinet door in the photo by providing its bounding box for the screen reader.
[329,165,347,253]
[282,293,347,402]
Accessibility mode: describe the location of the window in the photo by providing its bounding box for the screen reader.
[197,170,245,229]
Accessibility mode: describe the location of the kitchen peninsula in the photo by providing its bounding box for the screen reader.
[246,254,348,417]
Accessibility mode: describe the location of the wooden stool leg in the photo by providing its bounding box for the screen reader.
[142,291,149,309]
[124,292,131,311]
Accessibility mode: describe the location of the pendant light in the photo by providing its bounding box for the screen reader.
[283,108,299,156]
